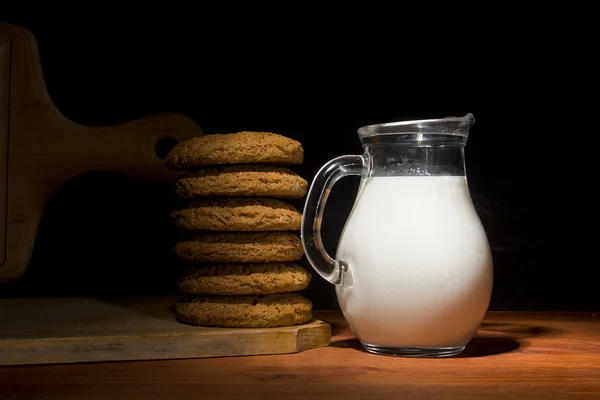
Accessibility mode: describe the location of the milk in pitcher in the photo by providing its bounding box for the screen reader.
[335,175,493,348]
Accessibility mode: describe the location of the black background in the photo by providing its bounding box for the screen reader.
[0,8,596,310]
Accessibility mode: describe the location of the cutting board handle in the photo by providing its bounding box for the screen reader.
[0,23,204,283]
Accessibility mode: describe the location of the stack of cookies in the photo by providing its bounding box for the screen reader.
[163,131,313,328]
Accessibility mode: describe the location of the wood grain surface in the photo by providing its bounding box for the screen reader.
[0,310,598,399]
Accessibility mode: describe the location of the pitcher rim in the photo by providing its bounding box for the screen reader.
[358,113,475,139]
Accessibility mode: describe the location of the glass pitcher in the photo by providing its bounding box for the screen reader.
[301,113,493,357]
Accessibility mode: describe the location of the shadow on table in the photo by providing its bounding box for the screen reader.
[479,322,559,338]
[329,322,562,358]
[458,335,520,357]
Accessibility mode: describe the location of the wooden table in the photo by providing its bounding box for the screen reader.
[0,311,598,399]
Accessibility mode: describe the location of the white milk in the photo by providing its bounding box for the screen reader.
[335,175,493,348]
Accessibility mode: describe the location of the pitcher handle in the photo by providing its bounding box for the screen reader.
[301,154,366,285]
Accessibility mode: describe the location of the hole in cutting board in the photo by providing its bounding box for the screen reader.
[154,135,180,159]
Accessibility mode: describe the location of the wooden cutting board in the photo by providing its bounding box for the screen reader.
[0,23,205,283]
[0,296,331,365]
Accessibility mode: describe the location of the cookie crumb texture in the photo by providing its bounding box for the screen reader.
[177,263,311,295]
[171,197,302,232]
[174,293,313,328]
[164,131,304,169]
[173,232,304,263]
[174,165,308,199]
